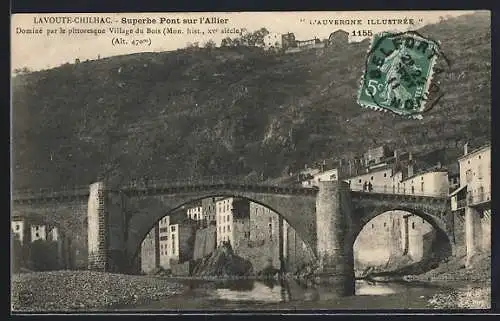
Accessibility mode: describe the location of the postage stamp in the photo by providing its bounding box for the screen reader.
[357,31,443,119]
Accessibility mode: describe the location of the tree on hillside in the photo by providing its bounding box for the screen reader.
[220,28,270,48]
[186,42,200,49]
[220,37,233,47]
[12,67,32,75]
[204,40,216,49]
[239,28,270,47]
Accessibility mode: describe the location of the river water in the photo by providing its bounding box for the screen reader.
[116,278,458,311]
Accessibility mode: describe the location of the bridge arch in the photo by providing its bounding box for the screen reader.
[352,205,455,259]
[123,188,318,268]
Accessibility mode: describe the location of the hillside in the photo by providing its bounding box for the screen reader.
[11,12,491,190]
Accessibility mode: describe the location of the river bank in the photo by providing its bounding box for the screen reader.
[11,271,185,312]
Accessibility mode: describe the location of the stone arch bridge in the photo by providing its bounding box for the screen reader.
[12,178,453,297]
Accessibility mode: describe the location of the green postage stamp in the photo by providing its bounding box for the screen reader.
[357,31,442,119]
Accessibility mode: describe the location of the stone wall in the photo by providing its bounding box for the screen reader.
[140,227,158,274]
[234,239,280,273]
[12,196,89,270]
[193,225,216,261]
[480,209,491,252]
[284,224,315,272]
[453,212,466,256]
[171,260,191,276]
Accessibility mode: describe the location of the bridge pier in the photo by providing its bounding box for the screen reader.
[465,206,482,268]
[315,181,355,297]
[87,182,107,271]
[87,182,128,273]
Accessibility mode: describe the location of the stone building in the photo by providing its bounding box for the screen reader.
[11,214,71,270]
[140,226,158,274]
[215,197,250,246]
[158,216,171,269]
[264,32,283,50]
[301,168,339,188]
[201,197,218,226]
[400,165,450,197]
[450,143,491,263]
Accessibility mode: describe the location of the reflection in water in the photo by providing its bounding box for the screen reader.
[355,280,397,296]
[202,278,445,303]
[120,277,455,310]
[215,280,286,303]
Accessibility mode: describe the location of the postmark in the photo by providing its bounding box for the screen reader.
[357,31,447,119]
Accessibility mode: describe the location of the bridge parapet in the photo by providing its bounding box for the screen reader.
[12,176,317,201]
[349,184,449,199]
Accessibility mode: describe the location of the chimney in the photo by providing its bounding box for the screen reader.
[464,142,468,156]
[408,164,414,177]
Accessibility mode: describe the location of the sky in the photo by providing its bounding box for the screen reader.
[11,11,479,72]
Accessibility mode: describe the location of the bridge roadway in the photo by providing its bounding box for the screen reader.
[11,177,448,202]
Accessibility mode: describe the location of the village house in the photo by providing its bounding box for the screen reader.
[301,168,339,188]
[399,164,449,197]
[264,32,283,50]
[450,143,491,211]
[215,197,250,246]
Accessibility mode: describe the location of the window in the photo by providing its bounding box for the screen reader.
[371,176,374,180]
[359,179,362,183]
[223,226,226,233]
[35,233,39,238]
[421,182,424,192]
[478,164,483,179]
[383,173,387,177]
[15,224,20,231]
[371,224,374,229]
[228,225,231,232]
[412,222,415,229]
[421,177,424,181]
[171,237,176,255]
[171,226,176,232]
[479,155,481,159]
[466,169,473,183]
[36,226,39,231]
[383,222,386,227]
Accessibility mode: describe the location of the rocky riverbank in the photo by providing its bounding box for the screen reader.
[11,271,186,312]
[404,252,491,309]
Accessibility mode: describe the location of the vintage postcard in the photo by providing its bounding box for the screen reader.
[11,11,491,313]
